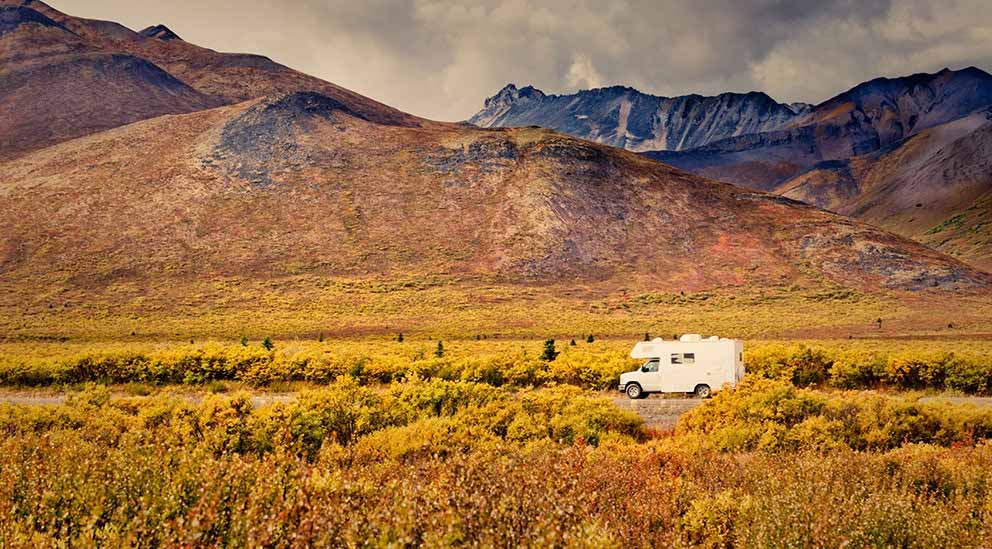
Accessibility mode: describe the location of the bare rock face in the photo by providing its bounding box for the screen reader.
[469,84,801,152]
[211,92,364,186]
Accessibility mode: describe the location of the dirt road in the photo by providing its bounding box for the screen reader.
[612,397,704,430]
[3,392,991,431]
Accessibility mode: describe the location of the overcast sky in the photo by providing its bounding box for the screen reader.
[54,0,992,122]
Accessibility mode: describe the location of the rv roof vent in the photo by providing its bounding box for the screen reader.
[679,334,702,342]
[652,337,665,342]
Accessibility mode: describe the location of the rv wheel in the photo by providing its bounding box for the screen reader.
[694,384,712,399]
[625,383,643,400]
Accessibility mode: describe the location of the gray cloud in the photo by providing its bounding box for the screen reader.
[52,0,992,121]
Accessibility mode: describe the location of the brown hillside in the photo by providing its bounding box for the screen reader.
[1,91,986,297]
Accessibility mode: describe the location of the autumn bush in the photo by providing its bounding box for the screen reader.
[2,391,992,546]
[0,341,637,390]
[678,377,992,451]
[745,343,992,394]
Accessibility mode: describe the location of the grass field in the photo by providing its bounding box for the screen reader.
[4,276,992,341]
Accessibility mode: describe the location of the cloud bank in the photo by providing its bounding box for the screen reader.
[55,0,992,121]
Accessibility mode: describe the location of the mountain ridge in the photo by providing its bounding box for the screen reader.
[469,83,806,152]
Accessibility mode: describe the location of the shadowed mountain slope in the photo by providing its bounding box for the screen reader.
[647,67,992,191]
[7,0,425,127]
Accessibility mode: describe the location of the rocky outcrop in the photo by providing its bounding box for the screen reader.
[139,24,181,41]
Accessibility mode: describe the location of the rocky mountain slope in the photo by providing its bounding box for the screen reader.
[0,1,988,307]
[469,84,807,152]
[647,70,992,269]
[2,91,985,294]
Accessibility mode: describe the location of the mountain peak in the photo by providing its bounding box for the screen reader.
[0,5,63,34]
[484,83,545,108]
[139,24,181,41]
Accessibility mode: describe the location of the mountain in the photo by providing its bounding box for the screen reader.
[647,67,992,191]
[776,108,992,269]
[645,68,992,269]
[0,1,988,312]
[0,4,220,159]
[0,0,427,160]
[469,84,808,152]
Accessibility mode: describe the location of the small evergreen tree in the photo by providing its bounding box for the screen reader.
[540,339,559,362]
[434,340,444,358]
[586,334,595,344]
[397,333,404,343]
[876,318,883,330]
[570,339,577,346]
[644,332,651,341]
[318,332,325,343]
[240,335,248,347]
[262,337,274,351]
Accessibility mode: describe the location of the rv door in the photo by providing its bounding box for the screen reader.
[639,358,662,392]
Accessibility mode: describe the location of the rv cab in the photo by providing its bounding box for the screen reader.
[619,334,744,399]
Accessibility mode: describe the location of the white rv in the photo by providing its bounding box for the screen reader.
[618,334,744,399]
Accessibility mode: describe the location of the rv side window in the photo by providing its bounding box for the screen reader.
[671,353,682,365]
[684,353,695,364]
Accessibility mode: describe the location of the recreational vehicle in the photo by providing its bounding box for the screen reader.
[618,334,744,399]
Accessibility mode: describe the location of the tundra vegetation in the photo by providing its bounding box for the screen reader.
[3,338,992,394]
[2,378,992,546]
[2,338,992,545]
